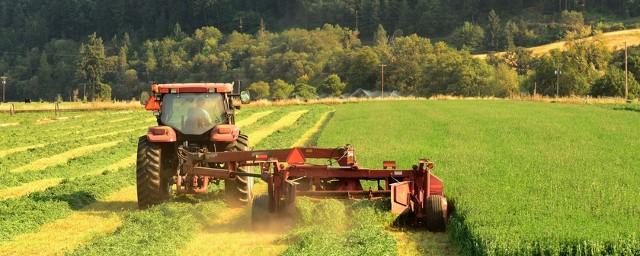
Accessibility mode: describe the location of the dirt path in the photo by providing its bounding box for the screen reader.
[0,186,137,256]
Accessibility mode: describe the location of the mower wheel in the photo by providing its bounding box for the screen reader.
[251,194,275,229]
[425,195,448,232]
[224,134,253,206]
[136,136,172,209]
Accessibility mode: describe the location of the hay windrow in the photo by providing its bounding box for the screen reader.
[292,111,334,147]
[0,178,63,200]
[9,140,123,173]
[0,186,136,256]
[236,110,274,128]
[0,144,46,158]
[247,110,309,146]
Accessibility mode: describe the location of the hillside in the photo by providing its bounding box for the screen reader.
[474,28,640,59]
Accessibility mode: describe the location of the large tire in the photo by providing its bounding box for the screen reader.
[425,195,448,232]
[251,194,273,229]
[136,136,172,209]
[224,134,253,206]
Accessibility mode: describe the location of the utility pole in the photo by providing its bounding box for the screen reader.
[239,18,243,32]
[1,76,7,103]
[625,41,629,101]
[380,64,386,99]
[534,82,537,97]
[555,69,562,98]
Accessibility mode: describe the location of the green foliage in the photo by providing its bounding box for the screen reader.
[77,33,107,101]
[592,65,640,99]
[96,82,112,102]
[323,74,346,97]
[491,63,520,97]
[450,22,485,51]
[271,79,294,100]
[294,83,317,100]
[247,81,270,100]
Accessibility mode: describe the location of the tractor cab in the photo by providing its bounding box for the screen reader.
[144,83,249,142]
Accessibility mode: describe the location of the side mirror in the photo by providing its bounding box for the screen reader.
[240,91,251,104]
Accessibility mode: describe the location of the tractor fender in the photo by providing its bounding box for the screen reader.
[211,124,240,142]
[146,126,177,142]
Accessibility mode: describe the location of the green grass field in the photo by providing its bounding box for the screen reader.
[0,100,638,255]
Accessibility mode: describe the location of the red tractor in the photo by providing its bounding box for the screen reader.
[138,82,449,231]
[137,83,252,209]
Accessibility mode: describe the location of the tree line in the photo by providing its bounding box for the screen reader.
[2,22,638,102]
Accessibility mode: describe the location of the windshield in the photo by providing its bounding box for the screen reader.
[160,93,226,135]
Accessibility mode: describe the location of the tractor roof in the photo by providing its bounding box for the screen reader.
[152,83,234,94]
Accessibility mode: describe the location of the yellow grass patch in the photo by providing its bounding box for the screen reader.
[0,178,63,200]
[181,183,287,256]
[292,111,333,147]
[108,116,137,123]
[247,110,309,146]
[10,140,122,173]
[236,111,274,128]
[84,128,144,140]
[390,230,457,256]
[0,186,137,256]
[474,28,640,59]
[0,144,45,158]
[0,122,19,127]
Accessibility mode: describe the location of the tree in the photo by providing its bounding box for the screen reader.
[248,81,270,99]
[503,20,519,50]
[491,63,520,97]
[293,75,317,100]
[271,79,294,100]
[374,24,388,47]
[323,74,347,97]
[487,10,502,50]
[77,33,106,101]
[450,22,485,50]
[96,82,112,101]
[592,66,640,98]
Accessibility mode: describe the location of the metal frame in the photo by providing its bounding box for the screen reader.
[178,145,447,224]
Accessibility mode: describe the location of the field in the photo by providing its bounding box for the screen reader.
[474,28,640,59]
[0,100,639,255]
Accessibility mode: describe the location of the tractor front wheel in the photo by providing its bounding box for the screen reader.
[425,195,448,232]
[136,136,173,209]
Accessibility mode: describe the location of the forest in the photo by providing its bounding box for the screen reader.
[1,0,639,101]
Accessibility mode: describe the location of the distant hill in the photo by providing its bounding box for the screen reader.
[474,29,640,59]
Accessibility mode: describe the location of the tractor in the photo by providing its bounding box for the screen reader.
[138,82,449,231]
[137,83,252,209]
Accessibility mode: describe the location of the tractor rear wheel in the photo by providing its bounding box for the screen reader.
[224,134,253,206]
[425,195,448,232]
[136,136,173,209]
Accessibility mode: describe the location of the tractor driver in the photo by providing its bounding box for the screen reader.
[186,97,213,128]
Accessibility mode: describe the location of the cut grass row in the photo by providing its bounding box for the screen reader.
[0,167,134,242]
[0,137,138,190]
[179,106,334,256]
[0,107,280,255]
[66,106,316,255]
[282,198,397,256]
[0,127,145,172]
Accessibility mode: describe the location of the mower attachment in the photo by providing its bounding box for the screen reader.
[180,145,449,231]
